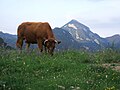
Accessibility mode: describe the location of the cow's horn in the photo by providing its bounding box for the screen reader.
[55,40,61,44]
[55,40,58,43]
[44,39,48,44]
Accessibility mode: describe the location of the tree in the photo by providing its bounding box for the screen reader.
[0,37,7,47]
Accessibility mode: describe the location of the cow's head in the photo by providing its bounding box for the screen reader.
[44,38,61,55]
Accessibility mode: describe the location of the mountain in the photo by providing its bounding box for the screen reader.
[106,34,120,49]
[0,31,17,48]
[0,20,120,51]
[61,19,109,51]
[62,19,92,42]
[53,28,80,50]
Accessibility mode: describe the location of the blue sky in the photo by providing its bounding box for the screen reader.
[0,0,120,37]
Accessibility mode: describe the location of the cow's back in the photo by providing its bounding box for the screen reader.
[35,22,54,39]
[17,22,54,44]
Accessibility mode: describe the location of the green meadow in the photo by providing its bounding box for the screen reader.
[0,48,120,90]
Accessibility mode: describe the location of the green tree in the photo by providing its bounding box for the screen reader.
[0,37,7,47]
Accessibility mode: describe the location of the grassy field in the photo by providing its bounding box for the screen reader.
[0,49,120,90]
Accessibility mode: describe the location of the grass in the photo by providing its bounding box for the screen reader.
[0,48,120,90]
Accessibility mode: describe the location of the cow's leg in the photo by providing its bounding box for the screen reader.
[44,46,47,53]
[26,43,30,52]
[16,37,23,50]
[37,39,43,53]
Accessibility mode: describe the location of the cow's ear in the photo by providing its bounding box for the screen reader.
[55,40,61,44]
[57,41,61,44]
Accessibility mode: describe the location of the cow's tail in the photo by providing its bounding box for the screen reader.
[16,24,25,50]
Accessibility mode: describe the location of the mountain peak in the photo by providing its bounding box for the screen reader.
[66,19,84,26]
[62,19,89,30]
[69,19,80,23]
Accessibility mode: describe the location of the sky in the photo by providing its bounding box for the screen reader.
[0,0,120,37]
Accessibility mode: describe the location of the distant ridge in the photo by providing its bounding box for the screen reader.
[0,31,17,48]
[106,34,120,48]
[0,20,120,50]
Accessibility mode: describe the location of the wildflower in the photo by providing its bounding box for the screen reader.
[70,86,74,89]
[86,81,89,84]
[58,85,65,89]
[105,86,115,90]
[3,84,5,87]
[97,74,100,77]
[28,88,31,90]
[41,76,44,79]
[106,75,108,78]
[111,86,115,89]
[76,87,80,90]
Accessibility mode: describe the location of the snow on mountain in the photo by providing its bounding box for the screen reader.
[61,19,109,50]
[86,38,90,41]
[62,19,93,42]
[53,28,80,50]
[94,39,100,45]
[68,24,77,30]
[75,30,80,39]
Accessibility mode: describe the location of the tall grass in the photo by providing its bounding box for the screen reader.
[92,49,120,63]
[0,48,120,90]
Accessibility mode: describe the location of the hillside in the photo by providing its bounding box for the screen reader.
[106,34,120,48]
[0,49,120,90]
[0,31,17,48]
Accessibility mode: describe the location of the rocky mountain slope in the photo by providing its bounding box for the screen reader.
[0,20,120,51]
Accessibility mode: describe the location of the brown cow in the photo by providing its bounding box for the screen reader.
[16,22,61,55]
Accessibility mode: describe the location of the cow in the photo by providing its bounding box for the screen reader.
[16,22,61,55]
